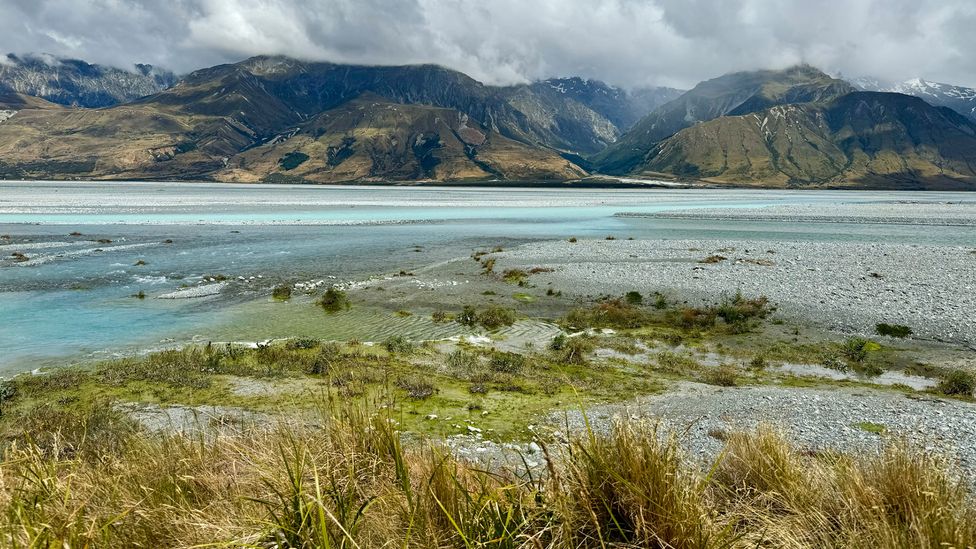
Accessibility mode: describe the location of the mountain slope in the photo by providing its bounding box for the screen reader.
[641,92,976,189]
[144,56,673,155]
[0,54,177,107]
[852,77,976,122]
[0,55,682,182]
[218,94,586,183]
[593,65,855,173]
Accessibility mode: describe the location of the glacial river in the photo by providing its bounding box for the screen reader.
[1,181,973,373]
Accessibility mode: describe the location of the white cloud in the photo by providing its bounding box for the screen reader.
[0,0,974,89]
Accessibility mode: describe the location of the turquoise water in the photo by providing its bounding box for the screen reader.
[2,182,974,373]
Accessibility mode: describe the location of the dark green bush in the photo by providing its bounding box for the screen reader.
[477,306,516,330]
[319,287,349,312]
[876,323,912,338]
[624,291,643,305]
[938,369,975,397]
[272,284,292,300]
[384,336,414,355]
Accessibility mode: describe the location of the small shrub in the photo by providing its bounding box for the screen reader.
[938,369,975,396]
[841,337,872,363]
[566,299,646,329]
[876,323,913,338]
[447,350,478,370]
[624,291,643,305]
[456,305,478,327]
[318,287,349,312]
[395,377,437,399]
[568,237,577,243]
[749,355,767,369]
[652,292,668,310]
[556,336,594,365]
[715,292,772,325]
[703,364,739,387]
[306,342,341,375]
[549,333,568,351]
[502,269,528,284]
[672,307,717,330]
[285,337,319,350]
[272,284,292,300]
[384,336,415,355]
[476,306,516,330]
[490,352,526,374]
[431,310,449,322]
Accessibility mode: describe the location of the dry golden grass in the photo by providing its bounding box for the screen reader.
[0,403,972,548]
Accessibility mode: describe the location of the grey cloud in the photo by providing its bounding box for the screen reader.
[0,0,974,89]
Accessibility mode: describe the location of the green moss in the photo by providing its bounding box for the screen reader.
[853,421,886,434]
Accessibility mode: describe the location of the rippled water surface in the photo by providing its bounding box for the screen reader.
[2,181,974,373]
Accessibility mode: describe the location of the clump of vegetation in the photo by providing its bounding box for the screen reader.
[318,287,350,312]
[703,364,739,387]
[652,292,668,309]
[876,323,913,338]
[480,257,496,273]
[489,351,526,374]
[271,284,292,301]
[853,421,886,434]
[394,377,436,399]
[840,336,874,363]
[938,369,975,397]
[553,335,594,365]
[457,305,517,330]
[700,254,727,264]
[0,396,971,548]
[431,309,449,322]
[502,269,528,284]
[133,259,147,266]
[447,349,478,371]
[568,237,577,243]
[715,292,772,332]
[384,336,415,355]
[566,298,646,329]
[624,291,643,305]
[285,337,319,350]
[671,306,717,330]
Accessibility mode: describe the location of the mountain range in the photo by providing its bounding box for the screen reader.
[0,54,974,189]
[0,54,177,108]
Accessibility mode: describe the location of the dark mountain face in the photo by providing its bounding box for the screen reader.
[0,54,178,107]
[641,91,976,189]
[592,65,855,174]
[144,56,678,156]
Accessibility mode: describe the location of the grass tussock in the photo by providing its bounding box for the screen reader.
[0,407,971,548]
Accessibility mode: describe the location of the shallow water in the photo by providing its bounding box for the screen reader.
[2,181,974,373]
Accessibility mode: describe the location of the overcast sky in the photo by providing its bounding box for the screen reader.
[2,0,975,89]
